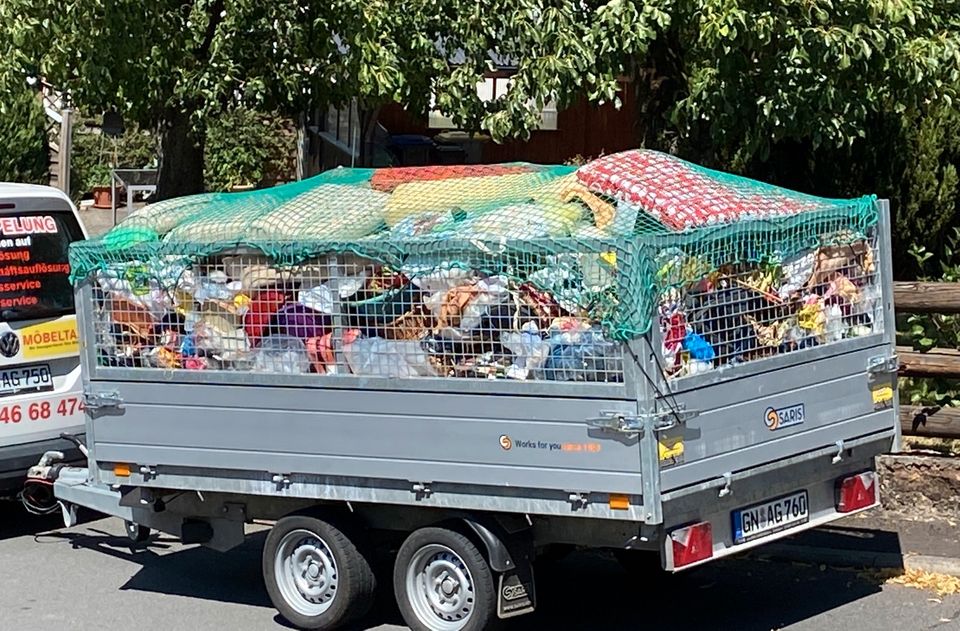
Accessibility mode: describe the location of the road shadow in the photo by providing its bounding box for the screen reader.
[49,523,407,627]
[46,518,894,631]
[40,526,272,609]
[518,551,885,631]
[777,523,907,566]
[0,501,100,541]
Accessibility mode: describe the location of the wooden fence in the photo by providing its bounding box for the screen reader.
[896,282,960,439]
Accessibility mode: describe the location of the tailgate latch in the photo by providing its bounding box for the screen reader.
[83,389,123,411]
[586,412,644,436]
[650,406,699,432]
[586,406,698,437]
[867,354,899,379]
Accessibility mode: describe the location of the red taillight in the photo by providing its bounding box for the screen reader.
[670,521,713,568]
[837,471,877,513]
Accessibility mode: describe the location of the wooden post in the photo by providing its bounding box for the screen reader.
[901,406,960,439]
[296,111,308,181]
[58,108,73,196]
[893,282,960,313]
[897,346,960,378]
[893,281,960,437]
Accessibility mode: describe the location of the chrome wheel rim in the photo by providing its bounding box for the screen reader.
[274,529,339,616]
[405,543,475,631]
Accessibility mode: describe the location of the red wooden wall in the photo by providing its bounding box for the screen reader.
[377,81,638,165]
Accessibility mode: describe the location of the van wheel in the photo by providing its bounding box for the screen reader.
[124,520,150,543]
[394,527,500,631]
[263,515,376,630]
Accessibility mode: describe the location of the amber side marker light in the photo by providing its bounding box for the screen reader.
[608,494,630,510]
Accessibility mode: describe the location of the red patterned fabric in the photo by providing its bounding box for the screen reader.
[370,164,535,192]
[576,150,823,231]
[243,290,287,342]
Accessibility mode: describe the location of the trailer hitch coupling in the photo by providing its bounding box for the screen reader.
[21,448,72,515]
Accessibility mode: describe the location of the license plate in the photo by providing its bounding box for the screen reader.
[732,490,809,544]
[0,364,53,396]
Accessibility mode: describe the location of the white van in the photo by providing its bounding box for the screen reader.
[0,183,87,497]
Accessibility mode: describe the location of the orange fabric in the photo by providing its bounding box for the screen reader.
[108,295,155,339]
[434,286,480,332]
[559,181,615,229]
[370,164,534,192]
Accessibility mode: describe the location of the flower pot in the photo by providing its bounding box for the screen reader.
[92,185,113,209]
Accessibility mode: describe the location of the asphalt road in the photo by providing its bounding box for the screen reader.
[1,503,959,631]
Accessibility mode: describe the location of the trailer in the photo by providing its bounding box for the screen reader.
[30,151,898,631]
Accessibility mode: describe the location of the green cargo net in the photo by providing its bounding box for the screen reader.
[70,150,877,343]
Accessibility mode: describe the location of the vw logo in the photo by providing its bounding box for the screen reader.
[0,331,20,358]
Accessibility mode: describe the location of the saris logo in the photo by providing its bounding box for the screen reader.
[764,404,805,431]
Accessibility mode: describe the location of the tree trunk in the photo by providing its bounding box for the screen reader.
[634,29,683,155]
[296,111,310,181]
[156,106,205,200]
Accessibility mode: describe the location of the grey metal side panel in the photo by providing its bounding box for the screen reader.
[667,342,888,412]
[657,344,895,488]
[661,410,894,491]
[660,333,886,394]
[90,383,644,495]
[650,200,897,488]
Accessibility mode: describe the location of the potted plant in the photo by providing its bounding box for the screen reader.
[88,164,114,208]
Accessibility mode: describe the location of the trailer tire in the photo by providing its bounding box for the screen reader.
[124,520,150,544]
[263,515,376,630]
[613,549,663,577]
[394,527,500,631]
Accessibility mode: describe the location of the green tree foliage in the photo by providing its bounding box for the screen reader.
[2,0,957,259]
[201,1,668,139]
[635,0,960,274]
[0,85,48,184]
[204,107,296,191]
[0,1,666,197]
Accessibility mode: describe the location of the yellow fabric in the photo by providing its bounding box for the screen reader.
[797,302,825,334]
[384,172,555,227]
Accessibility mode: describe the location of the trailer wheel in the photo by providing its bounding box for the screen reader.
[124,520,150,543]
[394,527,500,631]
[263,515,376,630]
[613,549,663,576]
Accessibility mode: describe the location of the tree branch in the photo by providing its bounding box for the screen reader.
[195,0,226,62]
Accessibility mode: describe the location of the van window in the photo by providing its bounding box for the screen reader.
[0,210,84,322]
